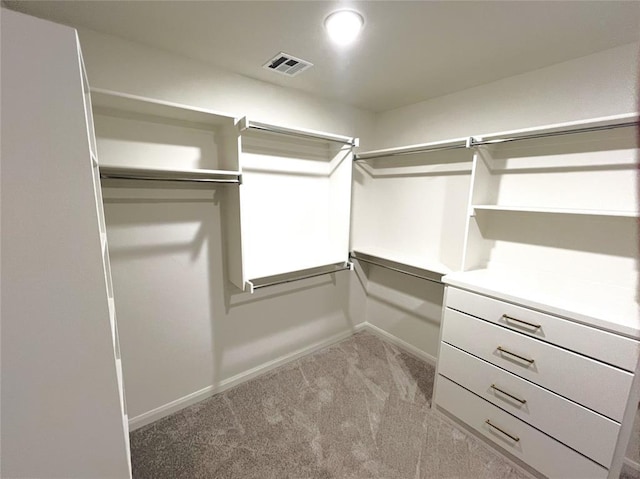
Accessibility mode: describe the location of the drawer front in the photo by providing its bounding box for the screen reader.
[446,287,639,372]
[438,342,619,467]
[442,308,633,422]
[435,375,608,479]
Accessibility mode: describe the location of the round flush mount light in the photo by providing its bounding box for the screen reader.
[324,10,364,46]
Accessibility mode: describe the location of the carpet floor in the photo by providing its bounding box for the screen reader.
[130,331,639,479]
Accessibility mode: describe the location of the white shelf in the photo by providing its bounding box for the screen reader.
[115,358,126,413]
[355,136,469,160]
[443,269,640,339]
[473,205,639,218]
[101,232,108,255]
[103,248,114,300]
[92,90,241,176]
[239,117,357,146]
[107,298,116,340]
[91,88,236,128]
[473,112,639,144]
[107,297,120,360]
[352,248,451,276]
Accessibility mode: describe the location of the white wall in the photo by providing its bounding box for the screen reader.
[358,42,639,363]
[77,27,373,427]
[373,43,639,149]
[78,28,376,147]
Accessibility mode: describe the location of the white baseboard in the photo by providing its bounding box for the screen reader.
[129,324,367,430]
[360,322,437,366]
[128,322,434,431]
[624,457,640,472]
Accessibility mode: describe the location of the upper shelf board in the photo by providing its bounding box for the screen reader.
[355,137,470,161]
[350,250,449,283]
[351,249,451,277]
[356,112,639,160]
[91,88,237,128]
[472,112,639,145]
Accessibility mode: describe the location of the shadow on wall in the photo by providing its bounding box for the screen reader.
[360,263,445,358]
[104,182,359,418]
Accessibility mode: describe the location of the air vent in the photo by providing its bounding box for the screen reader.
[263,52,313,77]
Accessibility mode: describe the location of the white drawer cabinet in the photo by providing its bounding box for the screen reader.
[434,285,640,479]
[446,288,639,372]
[438,343,619,467]
[442,307,633,421]
[436,376,608,479]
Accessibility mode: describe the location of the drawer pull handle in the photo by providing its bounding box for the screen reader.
[490,384,527,404]
[502,314,541,330]
[485,419,520,442]
[497,346,535,365]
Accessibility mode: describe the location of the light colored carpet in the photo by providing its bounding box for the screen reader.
[130,331,640,478]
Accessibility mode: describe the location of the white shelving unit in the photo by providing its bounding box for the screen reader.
[92,92,355,294]
[2,10,131,477]
[227,118,357,292]
[351,138,474,274]
[79,55,132,476]
[462,113,639,300]
[353,112,639,479]
[91,89,240,175]
[90,82,242,449]
[434,113,640,479]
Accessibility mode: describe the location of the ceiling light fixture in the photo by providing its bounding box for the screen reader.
[324,10,364,46]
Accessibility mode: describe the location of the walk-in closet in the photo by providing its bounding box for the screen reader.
[2,2,639,478]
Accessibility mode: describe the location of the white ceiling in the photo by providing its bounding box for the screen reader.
[5,1,640,112]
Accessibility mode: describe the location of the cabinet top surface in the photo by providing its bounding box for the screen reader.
[444,269,640,339]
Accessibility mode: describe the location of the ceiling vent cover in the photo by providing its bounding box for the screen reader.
[263,52,313,77]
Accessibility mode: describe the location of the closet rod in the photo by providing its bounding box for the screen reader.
[470,120,639,147]
[354,140,469,161]
[349,253,443,285]
[247,262,353,292]
[99,166,242,184]
[239,118,358,146]
[100,174,241,184]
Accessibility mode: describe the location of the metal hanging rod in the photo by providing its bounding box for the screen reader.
[350,252,445,284]
[354,139,470,161]
[246,261,354,293]
[239,117,358,147]
[470,120,639,147]
[355,117,638,161]
[99,166,242,185]
[100,174,241,184]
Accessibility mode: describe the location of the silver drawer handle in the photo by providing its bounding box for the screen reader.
[502,314,541,330]
[485,419,520,442]
[497,346,535,365]
[490,384,527,404]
